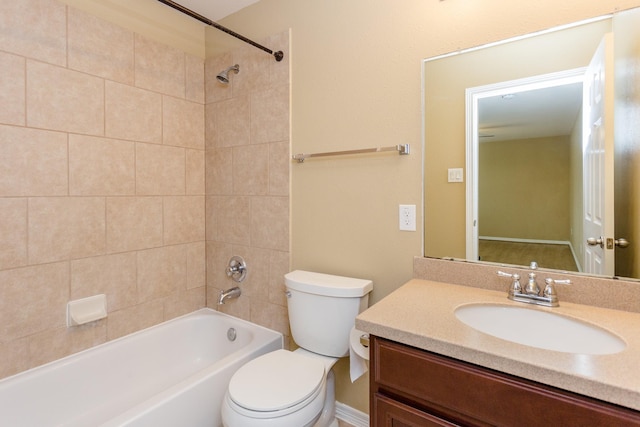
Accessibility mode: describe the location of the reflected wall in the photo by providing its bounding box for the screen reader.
[424,19,611,259]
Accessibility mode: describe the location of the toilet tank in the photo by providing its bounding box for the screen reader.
[284,270,373,358]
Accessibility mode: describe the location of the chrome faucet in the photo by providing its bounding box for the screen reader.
[524,272,540,295]
[497,271,571,307]
[218,287,241,305]
[218,256,246,305]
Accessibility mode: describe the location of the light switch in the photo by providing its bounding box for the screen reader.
[448,168,464,183]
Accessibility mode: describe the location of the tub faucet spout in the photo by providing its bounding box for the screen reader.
[218,287,241,305]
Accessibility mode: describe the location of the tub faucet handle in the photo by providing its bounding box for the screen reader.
[226,256,247,282]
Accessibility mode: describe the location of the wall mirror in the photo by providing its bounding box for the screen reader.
[424,7,640,280]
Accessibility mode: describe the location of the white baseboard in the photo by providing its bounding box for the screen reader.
[335,401,369,427]
[479,236,571,245]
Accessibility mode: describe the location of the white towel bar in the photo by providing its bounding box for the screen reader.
[292,144,410,163]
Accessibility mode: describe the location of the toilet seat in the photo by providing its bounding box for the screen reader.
[227,349,326,414]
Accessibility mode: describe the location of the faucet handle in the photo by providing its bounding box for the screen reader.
[547,278,572,286]
[226,256,247,282]
[497,271,521,293]
[543,277,571,298]
[543,278,557,298]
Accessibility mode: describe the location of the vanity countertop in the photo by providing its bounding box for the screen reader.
[355,279,640,411]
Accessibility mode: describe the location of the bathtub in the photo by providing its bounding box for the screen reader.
[0,308,283,427]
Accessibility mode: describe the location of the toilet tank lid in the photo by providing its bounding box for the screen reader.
[285,270,373,297]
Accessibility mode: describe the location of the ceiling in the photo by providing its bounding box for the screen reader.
[478,82,583,142]
[174,0,260,21]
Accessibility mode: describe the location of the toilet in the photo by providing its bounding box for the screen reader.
[221,270,373,427]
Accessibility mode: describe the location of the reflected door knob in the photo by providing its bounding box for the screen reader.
[615,238,630,248]
[586,237,604,248]
[587,237,630,249]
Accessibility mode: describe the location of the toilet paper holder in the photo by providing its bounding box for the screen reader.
[350,328,370,382]
[360,333,369,348]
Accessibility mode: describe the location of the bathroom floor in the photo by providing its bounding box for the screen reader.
[338,421,357,427]
[479,240,578,271]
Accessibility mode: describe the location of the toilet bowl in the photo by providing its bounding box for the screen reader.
[221,270,373,427]
[221,349,337,427]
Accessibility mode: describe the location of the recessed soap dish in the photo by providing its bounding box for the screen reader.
[66,294,107,327]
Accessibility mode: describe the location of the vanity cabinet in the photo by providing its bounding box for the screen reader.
[370,336,640,427]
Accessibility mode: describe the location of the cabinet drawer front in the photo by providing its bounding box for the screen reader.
[373,337,640,427]
[374,393,460,427]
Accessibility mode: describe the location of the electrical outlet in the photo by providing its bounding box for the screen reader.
[399,204,416,231]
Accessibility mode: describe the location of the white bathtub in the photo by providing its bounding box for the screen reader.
[0,308,283,427]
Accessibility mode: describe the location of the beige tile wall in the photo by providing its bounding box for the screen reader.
[205,32,291,346]
[0,0,206,379]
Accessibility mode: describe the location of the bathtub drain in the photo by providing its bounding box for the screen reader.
[227,327,237,342]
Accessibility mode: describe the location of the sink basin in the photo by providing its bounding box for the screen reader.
[454,304,626,355]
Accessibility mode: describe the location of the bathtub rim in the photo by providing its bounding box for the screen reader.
[0,307,284,385]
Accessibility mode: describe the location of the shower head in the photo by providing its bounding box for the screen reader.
[216,64,240,84]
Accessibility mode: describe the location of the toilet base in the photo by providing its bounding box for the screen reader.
[313,370,337,427]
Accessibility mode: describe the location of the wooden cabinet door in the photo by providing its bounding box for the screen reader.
[371,337,640,427]
[373,393,460,427]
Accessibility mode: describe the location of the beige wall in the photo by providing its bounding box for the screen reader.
[0,1,206,378]
[203,32,292,344]
[479,136,571,241]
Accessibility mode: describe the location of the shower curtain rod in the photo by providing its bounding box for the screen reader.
[157,0,284,62]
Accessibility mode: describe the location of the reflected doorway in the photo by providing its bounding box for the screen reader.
[466,69,587,271]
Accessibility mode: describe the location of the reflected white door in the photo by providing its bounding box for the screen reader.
[583,33,615,275]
